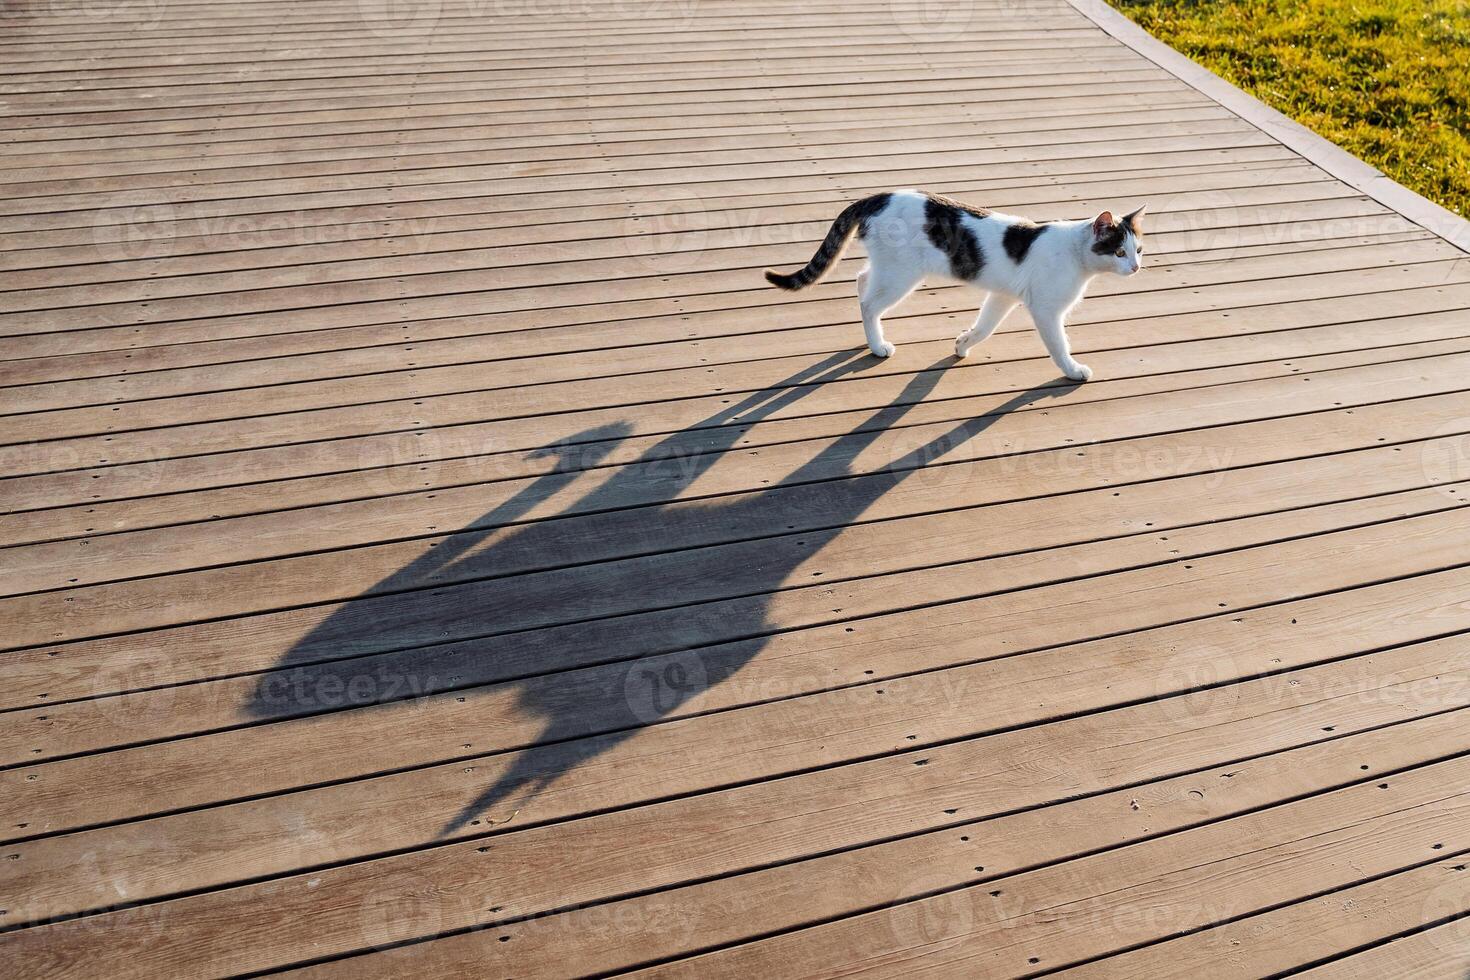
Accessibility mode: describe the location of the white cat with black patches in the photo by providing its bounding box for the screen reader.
[765,190,1145,381]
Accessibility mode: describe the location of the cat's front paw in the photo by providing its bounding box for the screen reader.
[1066,363,1093,382]
[954,335,973,358]
[870,341,896,358]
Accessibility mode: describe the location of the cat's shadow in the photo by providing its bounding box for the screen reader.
[245,348,1076,837]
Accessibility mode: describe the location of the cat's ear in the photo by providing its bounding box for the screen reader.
[1122,204,1147,231]
[1091,211,1115,238]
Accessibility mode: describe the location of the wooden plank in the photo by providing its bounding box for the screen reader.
[37,234,1431,401]
[0,313,1447,540]
[0,69,1176,144]
[1295,919,1470,979]
[0,100,1212,177]
[2,613,1466,962]
[0,47,1146,107]
[615,756,1470,980]
[0,213,1418,382]
[0,242,1422,431]
[6,426,1463,762]
[0,226,1422,364]
[0,8,1082,44]
[6,232,1435,448]
[1,193,1371,366]
[6,0,1470,972]
[10,303,1464,505]
[0,224,1434,402]
[9,350,1470,655]
[0,128,1250,225]
[2,90,1196,167]
[5,327,1464,547]
[5,66,1170,155]
[10,365,1470,711]
[3,229,1426,405]
[0,83,1185,151]
[0,207,1360,368]
[0,199,1419,359]
[5,493,1468,841]
[0,149,1302,286]
[0,97,1210,179]
[1061,858,1470,978]
[2,64,1170,163]
[0,17,1085,53]
[0,50,1157,124]
[0,24,1070,74]
[0,86,1187,160]
[0,125,1281,305]
[0,21,1096,66]
[1,144,1296,241]
[0,34,1101,88]
[6,206,1370,393]
[0,132,1266,252]
[2,652,1458,975]
[7,315,1467,596]
[0,99,1216,200]
[27,680,1458,979]
[4,25,1089,58]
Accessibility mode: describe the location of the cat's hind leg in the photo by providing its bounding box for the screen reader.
[1026,299,1092,382]
[954,292,1019,359]
[859,264,921,358]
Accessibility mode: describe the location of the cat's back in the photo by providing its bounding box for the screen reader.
[864,191,1062,285]
[869,189,1011,229]
[869,190,1044,248]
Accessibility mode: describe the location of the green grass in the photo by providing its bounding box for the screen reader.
[1111,0,1470,217]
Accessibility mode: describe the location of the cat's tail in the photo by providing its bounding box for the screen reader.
[764,195,883,291]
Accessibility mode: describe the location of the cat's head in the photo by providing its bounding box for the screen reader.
[1088,205,1146,276]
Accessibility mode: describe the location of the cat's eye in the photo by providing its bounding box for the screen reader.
[1115,249,1126,257]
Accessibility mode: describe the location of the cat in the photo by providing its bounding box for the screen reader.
[764,190,1145,382]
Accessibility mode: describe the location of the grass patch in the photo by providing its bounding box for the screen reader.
[1111,0,1470,217]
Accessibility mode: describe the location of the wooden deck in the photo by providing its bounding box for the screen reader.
[2,0,1470,975]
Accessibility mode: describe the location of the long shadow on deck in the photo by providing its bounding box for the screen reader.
[247,349,1071,837]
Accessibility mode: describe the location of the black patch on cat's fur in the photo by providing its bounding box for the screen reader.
[924,196,984,281]
[1121,208,1145,248]
[852,192,892,238]
[1090,220,1128,255]
[765,192,892,291]
[1003,221,1050,263]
